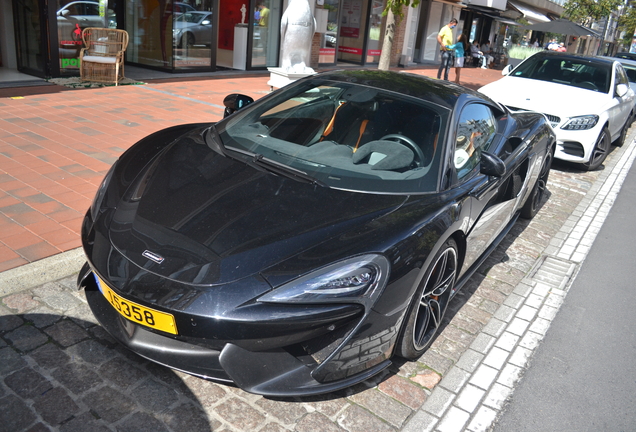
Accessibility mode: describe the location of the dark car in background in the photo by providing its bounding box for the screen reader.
[78,70,555,396]
[615,52,636,61]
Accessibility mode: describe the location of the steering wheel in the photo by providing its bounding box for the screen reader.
[579,81,598,91]
[380,134,426,167]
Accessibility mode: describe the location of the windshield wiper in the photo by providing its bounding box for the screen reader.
[225,146,326,187]
[204,125,226,156]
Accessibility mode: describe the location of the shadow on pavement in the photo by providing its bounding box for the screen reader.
[0,312,214,432]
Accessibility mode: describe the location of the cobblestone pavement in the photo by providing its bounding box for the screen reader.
[1,107,635,430]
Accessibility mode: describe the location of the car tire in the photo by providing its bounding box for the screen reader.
[582,126,610,171]
[614,115,632,147]
[395,239,458,360]
[521,145,554,220]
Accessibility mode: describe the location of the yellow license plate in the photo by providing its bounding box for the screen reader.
[96,276,178,335]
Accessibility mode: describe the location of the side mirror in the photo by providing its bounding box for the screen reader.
[480,151,506,177]
[223,94,254,118]
[502,64,512,76]
[616,83,629,98]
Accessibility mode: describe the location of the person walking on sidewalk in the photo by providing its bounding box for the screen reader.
[446,34,468,85]
[436,18,457,80]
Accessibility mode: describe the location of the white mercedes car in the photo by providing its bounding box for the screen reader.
[480,52,634,170]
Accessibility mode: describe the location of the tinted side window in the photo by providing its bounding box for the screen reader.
[66,4,83,15]
[454,104,497,180]
[86,3,100,15]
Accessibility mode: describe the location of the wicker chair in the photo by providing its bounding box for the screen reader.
[80,28,129,86]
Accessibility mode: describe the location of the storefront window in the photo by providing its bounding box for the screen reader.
[15,0,46,76]
[57,0,115,74]
[174,8,213,67]
[318,0,339,64]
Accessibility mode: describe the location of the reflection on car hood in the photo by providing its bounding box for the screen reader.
[109,129,407,286]
[480,77,611,117]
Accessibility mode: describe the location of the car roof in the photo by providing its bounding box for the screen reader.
[313,70,486,110]
[531,50,617,66]
[604,56,636,67]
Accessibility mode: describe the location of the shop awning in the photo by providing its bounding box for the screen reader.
[483,13,521,26]
[507,1,550,23]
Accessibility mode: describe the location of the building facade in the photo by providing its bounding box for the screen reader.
[0,0,574,80]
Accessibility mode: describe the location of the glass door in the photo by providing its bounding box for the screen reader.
[126,0,175,69]
[364,0,383,63]
[174,0,215,69]
[13,0,48,77]
[318,0,339,65]
[337,0,368,64]
[249,0,281,68]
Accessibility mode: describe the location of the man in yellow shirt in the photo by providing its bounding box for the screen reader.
[258,2,270,48]
[436,18,457,81]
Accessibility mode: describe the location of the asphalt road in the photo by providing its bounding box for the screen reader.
[492,159,636,431]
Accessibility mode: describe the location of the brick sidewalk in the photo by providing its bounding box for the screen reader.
[0,65,503,273]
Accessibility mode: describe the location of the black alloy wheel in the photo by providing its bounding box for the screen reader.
[182,33,195,48]
[582,127,610,171]
[614,114,632,147]
[396,239,458,359]
[521,145,554,219]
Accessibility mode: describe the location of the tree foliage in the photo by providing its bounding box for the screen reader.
[382,0,420,19]
[562,0,622,26]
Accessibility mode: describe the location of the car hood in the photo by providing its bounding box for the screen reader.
[480,77,611,117]
[108,129,407,286]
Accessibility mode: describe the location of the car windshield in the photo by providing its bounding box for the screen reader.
[214,79,449,194]
[511,55,611,93]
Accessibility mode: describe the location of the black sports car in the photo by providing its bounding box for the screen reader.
[78,70,555,396]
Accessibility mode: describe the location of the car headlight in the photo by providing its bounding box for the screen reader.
[258,254,390,306]
[561,115,599,130]
[90,161,117,221]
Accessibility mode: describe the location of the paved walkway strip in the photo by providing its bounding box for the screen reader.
[404,136,636,432]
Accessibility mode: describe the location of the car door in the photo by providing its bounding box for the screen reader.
[194,13,213,46]
[453,103,529,273]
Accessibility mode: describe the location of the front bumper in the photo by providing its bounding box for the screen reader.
[79,263,397,396]
[552,123,603,164]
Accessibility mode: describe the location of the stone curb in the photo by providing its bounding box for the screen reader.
[0,248,84,297]
[403,133,636,432]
